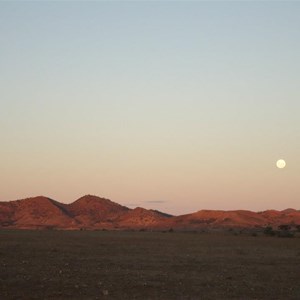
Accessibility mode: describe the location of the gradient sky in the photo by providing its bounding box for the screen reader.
[1,2,299,215]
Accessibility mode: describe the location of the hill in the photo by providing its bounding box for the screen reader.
[0,196,77,229]
[0,195,299,230]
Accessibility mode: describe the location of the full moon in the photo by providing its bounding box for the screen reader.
[276,159,286,169]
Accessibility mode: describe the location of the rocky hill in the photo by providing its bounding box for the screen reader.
[0,195,299,230]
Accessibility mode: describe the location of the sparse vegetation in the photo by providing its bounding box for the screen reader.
[263,225,297,238]
[278,224,291,231]
[264,226,276,236]
[277,224,295,238]
[277,230,295,238]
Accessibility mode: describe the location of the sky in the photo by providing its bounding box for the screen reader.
[0,1,299,215]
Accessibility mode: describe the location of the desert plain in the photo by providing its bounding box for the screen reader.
[1,230,300,299]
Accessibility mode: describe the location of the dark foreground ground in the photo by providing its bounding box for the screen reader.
[0,230,300,299]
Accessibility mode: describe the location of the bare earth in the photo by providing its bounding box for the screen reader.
[1,230,300,299]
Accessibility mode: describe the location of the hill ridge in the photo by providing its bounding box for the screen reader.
[0,195,300,230]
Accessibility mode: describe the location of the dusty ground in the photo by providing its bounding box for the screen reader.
[0,230,300,299]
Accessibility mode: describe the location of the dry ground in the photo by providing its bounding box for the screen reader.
[0,230,300,299]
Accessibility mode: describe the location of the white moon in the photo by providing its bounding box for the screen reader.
[276,159,286,169]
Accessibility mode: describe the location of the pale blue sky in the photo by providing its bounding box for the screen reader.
[1,2,299,214]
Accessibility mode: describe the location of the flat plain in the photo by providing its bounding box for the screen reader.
[1,230,300,299]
